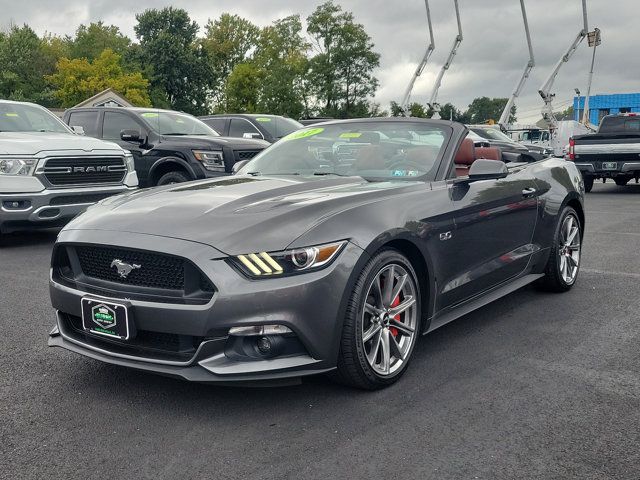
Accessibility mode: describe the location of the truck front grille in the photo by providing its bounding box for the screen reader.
[43,157,126,186]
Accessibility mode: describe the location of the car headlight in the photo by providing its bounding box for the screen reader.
[230,241,347,278]
[124,152,135,172]
[0,158,37,176]
[193,150,225,172]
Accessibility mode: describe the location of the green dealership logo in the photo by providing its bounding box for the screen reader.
[91,304,116,329]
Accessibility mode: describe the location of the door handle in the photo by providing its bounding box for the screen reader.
[522,187,537,197]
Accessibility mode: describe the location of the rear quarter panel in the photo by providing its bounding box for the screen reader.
[527,158,584,273]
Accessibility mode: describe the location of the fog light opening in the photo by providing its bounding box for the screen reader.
[256,336,272,355]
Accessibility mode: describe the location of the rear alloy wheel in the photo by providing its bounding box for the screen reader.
[614,176,630,186]
[537,207,581,292]
[157,170,191,186]
[583,175,594,193]
[335,249,421,389]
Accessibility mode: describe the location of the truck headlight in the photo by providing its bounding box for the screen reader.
[124,152,135,172]
[193,150,225,172]
[0,158,37,176]
[230,241,347,278]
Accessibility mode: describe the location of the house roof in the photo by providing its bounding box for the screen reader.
[72,88,133,109]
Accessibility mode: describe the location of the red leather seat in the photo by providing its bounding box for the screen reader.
[454,138,475,177]
[475,146,502,162]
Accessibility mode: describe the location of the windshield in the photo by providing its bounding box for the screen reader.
[252,116,303,139]
[0,102,70,133]
[239,121,450,181]
[139,111,218,136]
[470,127,514,143]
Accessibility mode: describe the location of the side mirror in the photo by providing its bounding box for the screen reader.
[232,159,250,174]
[467,159,508,180]
[120,129,141,143]
[71,125,85,135]
[242,132,262,140]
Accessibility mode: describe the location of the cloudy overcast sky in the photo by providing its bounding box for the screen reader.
[2,0,636,121]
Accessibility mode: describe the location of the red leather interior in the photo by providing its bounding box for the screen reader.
[475,146,502,161]
[454,138,475,166]
[454,138,475,177]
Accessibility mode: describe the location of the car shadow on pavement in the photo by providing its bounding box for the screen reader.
[0,229,59,249]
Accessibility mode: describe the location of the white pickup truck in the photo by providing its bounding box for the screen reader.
[0,100,138,235]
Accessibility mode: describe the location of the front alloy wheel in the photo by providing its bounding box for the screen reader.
[335,249,421,389]
[362,264,418,376]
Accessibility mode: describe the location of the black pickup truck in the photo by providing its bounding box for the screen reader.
[570,113,640,192]
[63,107,269,187]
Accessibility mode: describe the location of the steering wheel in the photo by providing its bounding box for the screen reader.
[387,158,427,173]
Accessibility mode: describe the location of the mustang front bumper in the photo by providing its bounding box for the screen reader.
[48,229,365,383]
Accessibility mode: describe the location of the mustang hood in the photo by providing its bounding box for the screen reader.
[64,175,417,254]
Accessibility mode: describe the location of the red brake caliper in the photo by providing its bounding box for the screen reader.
[389,295,401,337]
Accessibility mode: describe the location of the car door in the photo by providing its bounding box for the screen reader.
[439,166,539,307]
[101,111,151,184]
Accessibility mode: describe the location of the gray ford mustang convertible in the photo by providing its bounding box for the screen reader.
[49,118,585,389]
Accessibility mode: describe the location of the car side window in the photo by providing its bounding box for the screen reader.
[103,112,142,140]
[202,117,227,135]
[68,111,100,137]
[229,118,262,139]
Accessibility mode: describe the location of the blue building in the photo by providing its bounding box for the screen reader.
[573,92,640,126]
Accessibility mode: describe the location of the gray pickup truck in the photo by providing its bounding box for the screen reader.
[570,113,640,192]
[0,100,138,236]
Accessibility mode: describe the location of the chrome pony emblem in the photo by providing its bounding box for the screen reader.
[110,259,141,278]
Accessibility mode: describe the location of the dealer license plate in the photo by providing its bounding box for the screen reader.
[81,297,131,340]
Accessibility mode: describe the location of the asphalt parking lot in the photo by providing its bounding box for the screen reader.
[2,181,640,480]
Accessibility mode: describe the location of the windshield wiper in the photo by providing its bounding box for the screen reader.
[311,172,351,177]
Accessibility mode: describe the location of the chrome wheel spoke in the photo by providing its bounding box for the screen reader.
[365,303,381,316]
[389,334,404,362]
[380,328,391,374]
[390,318,414,336]
[566,226,579,246]
[390,274,407,305]
[363,323,382,343]
[366,330,382,365]
[382,265,395,306]
[389,296,416,317]
[372,276,384,309]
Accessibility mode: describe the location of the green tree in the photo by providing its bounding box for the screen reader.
[253,15,309,118]
[70,22,131,61]
[48,49,150,107]
[440,102,465,121]
[0,25,62,106]
[202,14,259,106]
[464,97,516,124]
[225,63,263,113]
[134,7,211,114]
[389,101,429,118]
[306,1,380,118]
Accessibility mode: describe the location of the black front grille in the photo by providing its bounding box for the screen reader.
[235,150,261,161]
[76,246,185,290]
[44,157,126,186]
[50,192,116,206]
[63,313,203,361]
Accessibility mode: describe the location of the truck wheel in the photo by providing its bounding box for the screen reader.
[583,176,594,193]
[614,177,630,186]
[537,206,582,293]
[157,171,191,186]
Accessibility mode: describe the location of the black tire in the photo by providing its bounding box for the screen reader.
[334,249,422,390]
[583,176,594,193]
[537,206,582,293]
[156,170,191,186]
[614,176,630,186]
